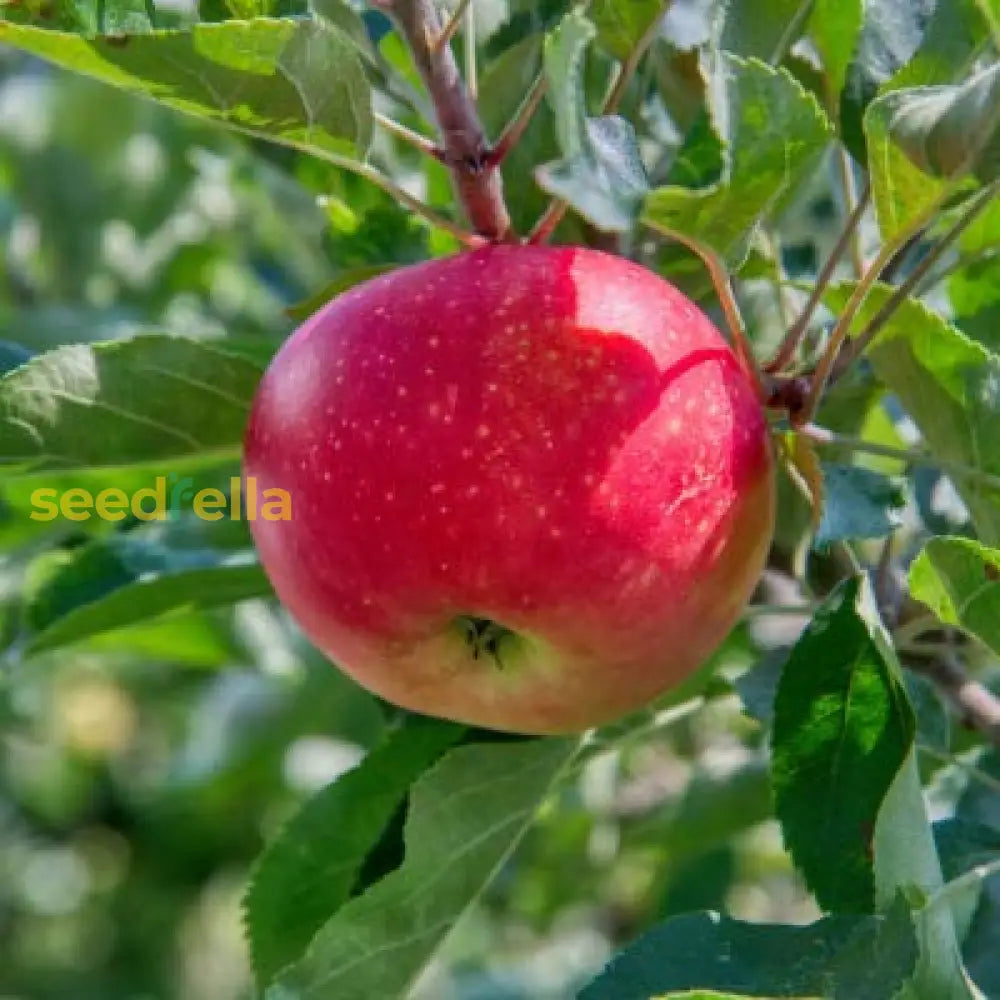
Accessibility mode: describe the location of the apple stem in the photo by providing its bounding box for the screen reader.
[765,180,872,374]
[385,0,514,242]
[793,204,939,426]
[528,5,667,245]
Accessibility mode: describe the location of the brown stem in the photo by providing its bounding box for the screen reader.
[387,0,512,241]
[765,180,871,373]
[432,0,472,54]
[373,111,445,159]
[906,651,1000,748]
[489,73,548,166]
[829,178,1000,384]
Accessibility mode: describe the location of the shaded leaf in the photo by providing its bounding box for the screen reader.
[0,18,372,163]
[902,673,951,755]
[22,535,270,653]
[244,716,464,986]
[578,896,917,1000]
[935,818,1000,882]
[807,0,864,102]
[825,283,1000,545]
[841,0,990,161]
[875,62,1000,183]
[815,463,906,549]
[537,11,649,231]
[267,737,577,1000]
[873,747,972,1000]
[772,576,915,913]
[591,0,668,62]
[0,335,261,472]
[718,0,812,64]
[909,536,1000,655]
[643,55,833,263]
[734,649,789,727]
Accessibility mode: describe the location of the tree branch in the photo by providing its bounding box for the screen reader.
[765,181,871,373]
[489,73,548,166]
[385,0,512,241]
[828,178,1000,385]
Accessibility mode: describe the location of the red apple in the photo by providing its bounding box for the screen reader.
[244,245,774,734]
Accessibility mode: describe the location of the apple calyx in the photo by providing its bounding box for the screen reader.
[455,615,518,669]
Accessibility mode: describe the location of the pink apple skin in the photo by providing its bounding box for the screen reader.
[244,245,774,734]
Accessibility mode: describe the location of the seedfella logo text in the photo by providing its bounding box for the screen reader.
[29,476,291,522]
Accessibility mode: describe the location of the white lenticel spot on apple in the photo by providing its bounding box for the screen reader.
[430,483,444,494]
[476,425,491,438]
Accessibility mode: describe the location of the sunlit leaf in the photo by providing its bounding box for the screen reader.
[643,56,833,264]
[245,716,464,986]
[0,335,262,472]
[0,18,372,162]
[267,737,577,1000]
[772,576,914,913]
[909,536,1000,655]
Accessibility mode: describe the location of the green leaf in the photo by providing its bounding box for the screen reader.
[537,12,649,232]
[578,896,917,1000]
[22,536,271,653]
[815,463,906,549]
[908,537,1000,655]
[0,18,372,163]
[948,197,1000,352]
[718,0,813,63]
[862,92,948,242]
[807,0,864,101]
[874,749,976,1000]
[825,283,1000,545]
[886,0,993,92]
[267,737,577,1000]
[902,673,951,755]
[643,55,833,264]
[733,649,788,726]
[772,576,915,913]
[244,716,464,987]
[590,0,667,62]
[874,63,1000,184]
[935,818,1000,882]
[0,335,262,473]
[841,0,991,162]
